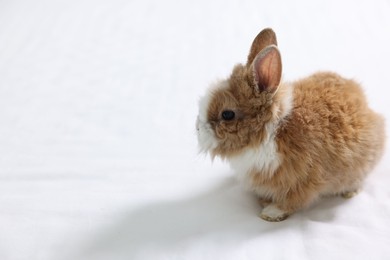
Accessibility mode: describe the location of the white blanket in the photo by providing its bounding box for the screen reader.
[1,1,389,259]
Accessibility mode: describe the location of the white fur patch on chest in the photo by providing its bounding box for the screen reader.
[228,122,281,180]
[228,83,292,182]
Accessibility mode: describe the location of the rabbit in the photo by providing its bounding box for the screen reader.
[196,28,385,222]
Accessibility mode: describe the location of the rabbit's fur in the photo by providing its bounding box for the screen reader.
[196,28,385,221]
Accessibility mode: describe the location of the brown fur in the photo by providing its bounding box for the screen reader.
[199,28,385,221]
[253,72,385,215]
[207,64,274,158]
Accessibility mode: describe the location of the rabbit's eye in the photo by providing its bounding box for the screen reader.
[222,110,235,121]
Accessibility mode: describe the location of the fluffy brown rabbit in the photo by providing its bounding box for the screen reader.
[196,28,385,222]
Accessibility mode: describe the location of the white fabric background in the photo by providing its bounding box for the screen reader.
[1,1,390,259]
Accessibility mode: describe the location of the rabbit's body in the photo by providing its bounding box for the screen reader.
[196,28,385,221]
[233,72,384,221]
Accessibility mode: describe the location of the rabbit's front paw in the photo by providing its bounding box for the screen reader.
[260,204,289,222]
[341,189,360,199]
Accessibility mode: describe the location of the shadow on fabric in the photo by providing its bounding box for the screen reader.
[74,177,346,260]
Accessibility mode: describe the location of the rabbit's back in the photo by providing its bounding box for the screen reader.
[276,72,385,194]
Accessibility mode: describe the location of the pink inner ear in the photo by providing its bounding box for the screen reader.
[253,46,282,93]
[247,28,278,66]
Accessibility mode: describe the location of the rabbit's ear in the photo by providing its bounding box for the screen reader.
[252,45,282,93]
[247,28,277,66]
